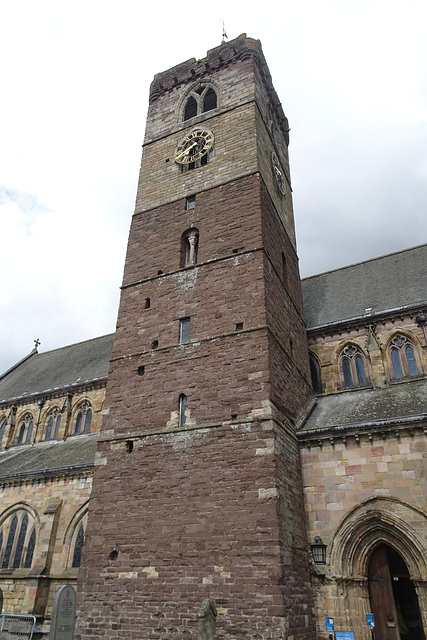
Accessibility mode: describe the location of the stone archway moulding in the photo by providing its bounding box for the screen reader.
[329,496,427,581]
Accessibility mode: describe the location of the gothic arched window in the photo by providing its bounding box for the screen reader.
[74,402,92,435]
[182,85,217,121]
[340,345,367,388]
[16,414,34,446]
[72,524,85,568]
[309,355,322,394]
[45,408,61,441]
[0,510,37,570]
[0,420,6,449]
[389,335,420,379]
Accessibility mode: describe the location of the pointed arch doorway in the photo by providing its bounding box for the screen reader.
[368,544,424,640]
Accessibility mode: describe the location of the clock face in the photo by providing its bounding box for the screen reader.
[174,128,214,165]
[271,151,286,196]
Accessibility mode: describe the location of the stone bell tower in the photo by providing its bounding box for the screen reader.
[76,34,316,640]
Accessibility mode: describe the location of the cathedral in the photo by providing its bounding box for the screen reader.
[0,35,425,640]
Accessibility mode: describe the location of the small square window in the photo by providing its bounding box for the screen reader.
[180,318,190,344]
[186,196,196,210]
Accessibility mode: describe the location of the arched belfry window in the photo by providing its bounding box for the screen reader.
[184,96,197,121]
[0,509,37,570]
[203,87,217,113]
[182,85,217,121]
[340,345,368,388]
[74,402,92,435]
[180,228,199,268]
[389,334,420,379]
[16,414,34,446]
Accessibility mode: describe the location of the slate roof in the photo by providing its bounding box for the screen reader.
[0,334,114,403]
[301,378,427,433]
[301,244,427,329]
[0,433,98,480]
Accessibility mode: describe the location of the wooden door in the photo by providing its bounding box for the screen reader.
[368,545,400,640]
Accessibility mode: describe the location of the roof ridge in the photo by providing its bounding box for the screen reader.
[32,333,115,358]
[302,243,427,282]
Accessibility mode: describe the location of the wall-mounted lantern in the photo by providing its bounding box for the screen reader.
[310,536,327,564]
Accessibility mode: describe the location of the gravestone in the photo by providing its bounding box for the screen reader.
[197,599,217,640]
[50,585,76,640]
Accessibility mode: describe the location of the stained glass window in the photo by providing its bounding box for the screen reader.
[2,515,17,568]
[341,346,368,388]
[12,515,28,568]
[390,335,419,379]
[72,525,85,568]
[24,529,36,569]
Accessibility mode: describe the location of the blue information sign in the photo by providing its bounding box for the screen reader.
[326,618,334,632]
[335,632,355,640]
[367,614,375,628]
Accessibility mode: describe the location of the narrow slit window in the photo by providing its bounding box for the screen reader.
[180,318,190,344]
[186,196,196,210]
[179,394,187,427]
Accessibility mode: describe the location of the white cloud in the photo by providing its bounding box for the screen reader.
[1,0,426,371]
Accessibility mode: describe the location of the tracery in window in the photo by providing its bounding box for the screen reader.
[0,509,37,570]
[340,345,367,388]
[16,414,34,446]
[180,228,199,267]
[74,402,92,435]
[45,408,61,441]
[390,335,420,379]
[309,355,322,394]
[183,85,217,122]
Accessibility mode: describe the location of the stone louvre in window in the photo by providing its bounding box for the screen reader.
[183,86,217,121]
[390,335,420,379]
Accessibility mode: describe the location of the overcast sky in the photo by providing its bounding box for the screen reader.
[1,0,426,373]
